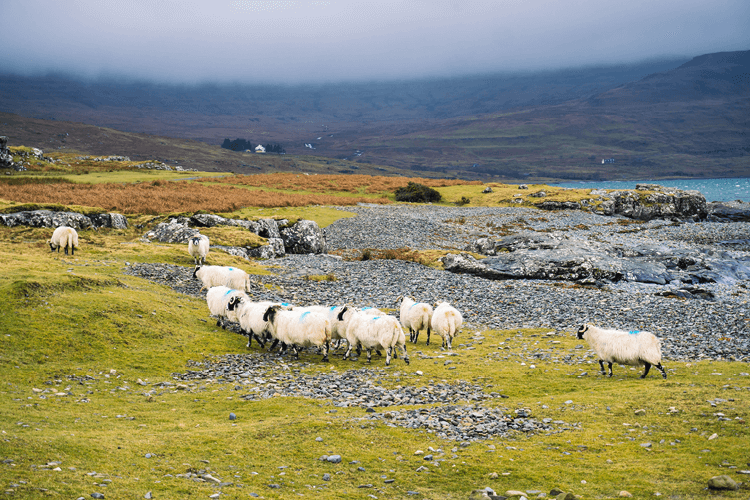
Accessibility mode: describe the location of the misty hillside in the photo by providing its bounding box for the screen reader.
[0,50,748,181]
[0,58,687,144]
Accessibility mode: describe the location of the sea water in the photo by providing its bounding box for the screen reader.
[551,178,750,203]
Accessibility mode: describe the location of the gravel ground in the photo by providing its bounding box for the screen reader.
[126,205,750,362]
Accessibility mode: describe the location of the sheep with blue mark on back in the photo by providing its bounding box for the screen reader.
[188,234,210,265]
[262,305,331,361]
[577,324,667,379]
[342,308,409,366]
[430,301,463,350]
[48,226,79,256]
[397,295,433,344]
[205,286,246,329]
[193,265,251,292]
[226,296,292,348]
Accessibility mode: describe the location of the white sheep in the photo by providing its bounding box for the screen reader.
[263,305,331,361]
[226,296,291,348]
[331,306,385,352]
[430,302,463,350]
[48,226,79,256]
[398,295,433,344]
[343,308,409,366]
[193,265,251,292]
[205,286,246,329]
[188,234,210,265]
[577,324,667,379]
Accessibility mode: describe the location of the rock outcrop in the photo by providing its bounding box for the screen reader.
[0,136,24,171]
[452,232,750,289]
[537,184,708,221]
[0,210,127,229]
[143,215,325,258]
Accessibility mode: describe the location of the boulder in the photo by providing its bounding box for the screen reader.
[144,218,198,243]
[482,187,494,193]
[281,220,326,254]
[707,475,739,490]
[256,218,283,239]
[247,238,285,259]
[707,201,750,222]
[0,209,128,229]
[536,201,581,211]
[452,233,750,287]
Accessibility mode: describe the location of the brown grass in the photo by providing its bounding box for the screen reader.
[0,180,391,215]
[198,173,481,194]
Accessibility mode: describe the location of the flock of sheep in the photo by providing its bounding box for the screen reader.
[46,226,668,378]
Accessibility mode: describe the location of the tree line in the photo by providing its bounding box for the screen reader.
[221,138,285,154]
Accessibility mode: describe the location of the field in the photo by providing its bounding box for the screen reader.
[1,164,748,499]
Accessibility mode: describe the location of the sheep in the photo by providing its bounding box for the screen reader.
[193,265,251,292]
[576,324,667,379]
[188,234,210,265]
[226,296,290,348]
[262,305,331,361]
[342,308,409,366]
[48,226,79,255]
[430,302,463,350]
[397,295,433,344]
[205,286,246,329]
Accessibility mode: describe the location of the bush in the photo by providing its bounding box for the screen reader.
[394,182,441,203]
[457,196,471,206]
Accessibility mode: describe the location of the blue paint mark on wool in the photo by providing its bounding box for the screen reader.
[281,303,290,306]
[299,311,311,322]
[370,316,380,321]
[224,289,234,296]
[629,330,640,335]
[228,267,234,271]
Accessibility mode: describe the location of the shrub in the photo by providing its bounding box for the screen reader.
[457,196,471,206]
[394,182,441,203]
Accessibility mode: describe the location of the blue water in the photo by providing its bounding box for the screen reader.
[551,178,750,203]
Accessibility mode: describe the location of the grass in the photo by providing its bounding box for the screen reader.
[0,172,748,499]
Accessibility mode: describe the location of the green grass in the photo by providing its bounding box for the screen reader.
[0,193,748,499]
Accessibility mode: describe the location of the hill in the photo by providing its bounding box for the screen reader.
[1,51,748,181]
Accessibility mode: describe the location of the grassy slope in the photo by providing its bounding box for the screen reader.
[1,180,749,499]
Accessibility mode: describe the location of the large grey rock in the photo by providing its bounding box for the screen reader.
[707,475,739,490]
[0,209,127,229]
[452,232,750,286]
[256,218,283,239]
[144,218,198,243]
[281,220,326,254]
[596,186,707,220]
[707,201,750,222]
[89,213,128,229]
[247,238,285,259]
[190,213,228,227]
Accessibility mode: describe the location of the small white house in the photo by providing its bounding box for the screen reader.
[255,145,266,153]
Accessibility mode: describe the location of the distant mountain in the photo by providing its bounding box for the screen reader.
[0,51,748,181]
[590,50,750,105]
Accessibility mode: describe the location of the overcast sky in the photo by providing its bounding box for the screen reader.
[2,0,749,84]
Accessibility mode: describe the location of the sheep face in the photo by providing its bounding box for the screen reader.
[227,295,243,311]
[577,325,589,340]
[48,240,58,252]
[192,266,201,279]
[337,306,349,322]
[263,305,280,323]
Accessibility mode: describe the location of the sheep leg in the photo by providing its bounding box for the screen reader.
[655,363,667,379]
[607,362,614,377]
[343,344,353,360]
[598,360,607,376]
[291,345,300,360]
[640,362,652,379]
[401,344,410,365]
[426,326,431,345]
[375,349,382,357]
[410,328,418,344]
[366,348,373,363]
[385,347,392,366]
[321,341,329,362]
[268,339,280,352]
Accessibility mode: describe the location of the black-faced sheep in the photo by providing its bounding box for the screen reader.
[48,226,79,255]
[263,305,331,362]
[577,324,667,379]
[188,234,210,265]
